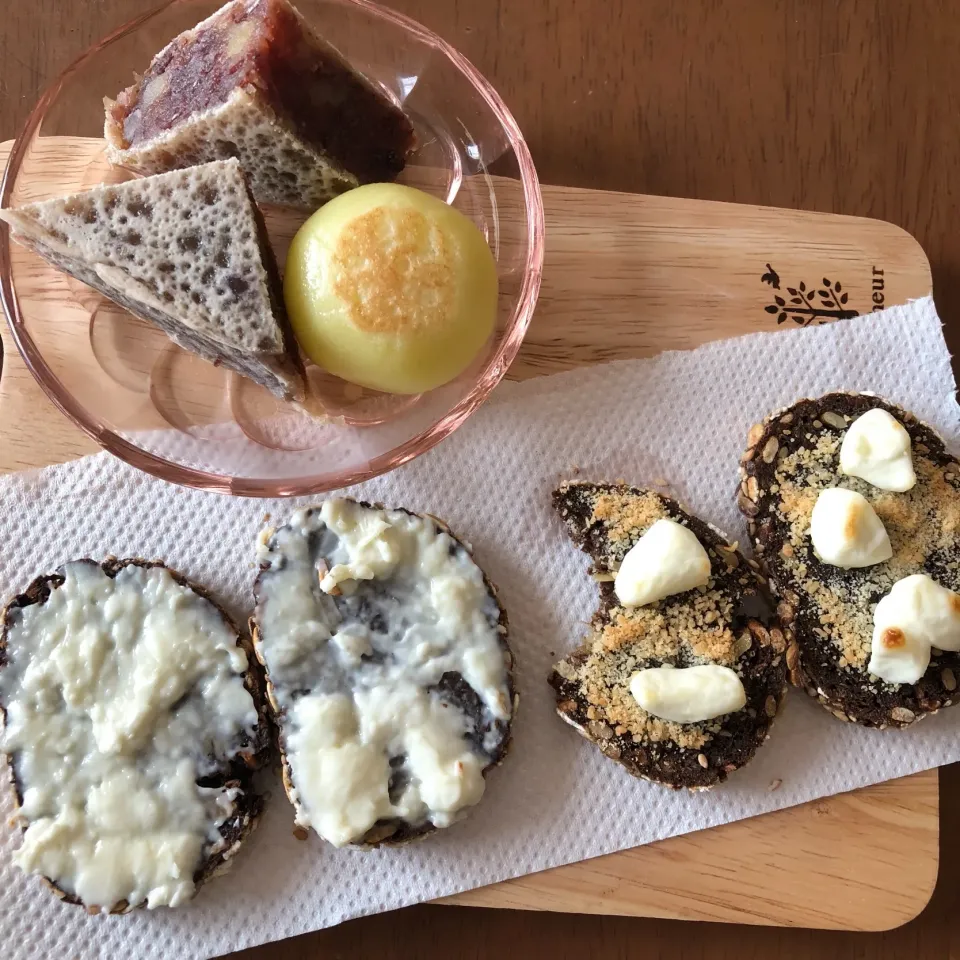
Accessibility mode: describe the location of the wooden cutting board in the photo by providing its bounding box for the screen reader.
[0,137,939,931]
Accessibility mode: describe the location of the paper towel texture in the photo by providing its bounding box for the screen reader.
[0,297,957,959]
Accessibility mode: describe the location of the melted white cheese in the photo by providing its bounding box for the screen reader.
[316,500,402,592]
[839,408,917,492]
[809,487,892,568]
[0,562,258,910]
[868,573,960,684]
[629,664,746,722]
[255,500,510,847]
[613,518,711,607]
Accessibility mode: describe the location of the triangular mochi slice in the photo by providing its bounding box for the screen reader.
[0,158,304,401]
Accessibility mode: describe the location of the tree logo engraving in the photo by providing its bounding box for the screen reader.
[761,264,859,326]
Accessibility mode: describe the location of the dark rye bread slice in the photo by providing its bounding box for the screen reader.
[251,500,516,847]
[0,558,272,913]
[0,158,305,401]
[549,482,788,789]
[739,392,960,728]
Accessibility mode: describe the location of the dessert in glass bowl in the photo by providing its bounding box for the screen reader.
[0,0,544,495]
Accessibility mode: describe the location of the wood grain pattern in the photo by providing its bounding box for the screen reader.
[0,136,941,936]
[2,3,960,957]
[441,774,937,929]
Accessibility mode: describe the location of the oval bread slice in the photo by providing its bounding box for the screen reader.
[739,392,960,728]
[0,558,270,913]
[251,499,516,847]
[549,481,788,789]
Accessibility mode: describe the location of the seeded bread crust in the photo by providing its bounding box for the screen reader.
[250,499,517,848]
[0,557,272,913]
[549,482,788,790]
[739,393,960,728]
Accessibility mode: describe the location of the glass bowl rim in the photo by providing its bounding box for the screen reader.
[0,0,545,497]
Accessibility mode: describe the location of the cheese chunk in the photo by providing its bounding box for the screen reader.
[810,487,892,569]
[839,408,916,492]
[614,519,711,607]
[868,574,960,684]
[629,665,746,723]
[316,498,401,593]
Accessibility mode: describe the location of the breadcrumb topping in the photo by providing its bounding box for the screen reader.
[591,491,665,554]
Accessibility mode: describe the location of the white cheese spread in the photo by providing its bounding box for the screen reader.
[0,561,259,910]
[254,500,511,847]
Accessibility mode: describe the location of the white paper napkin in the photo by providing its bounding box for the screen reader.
[1,297,957,960]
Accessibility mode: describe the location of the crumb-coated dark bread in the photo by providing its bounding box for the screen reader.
[0,557,271,913]
[251,500,516,848]
[739,393,960,728]
[548,482,788,790]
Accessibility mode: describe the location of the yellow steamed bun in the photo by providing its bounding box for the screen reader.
[284,183,498,395]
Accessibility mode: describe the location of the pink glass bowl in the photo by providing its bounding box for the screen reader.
[0,0,544,496]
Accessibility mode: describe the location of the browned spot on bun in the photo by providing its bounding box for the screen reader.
[332,205,454,335]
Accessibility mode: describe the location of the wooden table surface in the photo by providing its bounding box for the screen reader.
[3,1,960,958]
